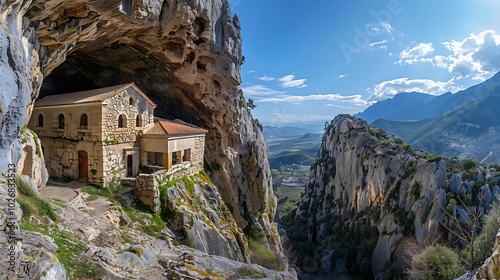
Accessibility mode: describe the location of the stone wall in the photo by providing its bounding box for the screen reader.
[102,143,137,186]
[103,88,154,144]
[41,138,104,185]
[192,136,205,165]
[133,162,202,212]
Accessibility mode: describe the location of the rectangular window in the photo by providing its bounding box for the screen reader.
[183,149,191,162]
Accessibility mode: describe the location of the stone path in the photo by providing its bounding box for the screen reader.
[39,179,86,203]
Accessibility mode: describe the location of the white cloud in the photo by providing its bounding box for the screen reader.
[247,70,255,74]
[241,85,285,97]
[399,30,500,79]
[338,74,348,79]
[277,75,307,88]
[397,43,434,65]
[325,104,354,109]
[368,40,388,48]
[440,31,500,79]
[369,78,463,101]
[367,22,393,36]
[258,76,275,81]
[259,93,368,106]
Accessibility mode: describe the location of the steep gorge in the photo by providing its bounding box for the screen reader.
[285,115,451,278]
[0,0,283,278]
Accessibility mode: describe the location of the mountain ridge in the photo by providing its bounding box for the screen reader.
[365,71,500,162]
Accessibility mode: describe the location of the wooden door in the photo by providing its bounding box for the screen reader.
[78,150,88,179]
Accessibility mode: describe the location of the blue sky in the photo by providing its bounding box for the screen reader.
[230,0,500,125]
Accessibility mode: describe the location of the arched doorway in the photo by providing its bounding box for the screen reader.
[78,150,88,180]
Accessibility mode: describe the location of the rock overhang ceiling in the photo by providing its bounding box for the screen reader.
[1,0,274,232]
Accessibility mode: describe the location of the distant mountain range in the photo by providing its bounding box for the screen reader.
[356,71,500,163]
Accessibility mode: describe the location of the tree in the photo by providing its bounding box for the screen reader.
[440,188,486,270]
[247,98,256,109]
[409,244,464,280]
[462,195,500,267]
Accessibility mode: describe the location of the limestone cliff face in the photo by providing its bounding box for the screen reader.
[290,115,448,278]
[0,0,280,275]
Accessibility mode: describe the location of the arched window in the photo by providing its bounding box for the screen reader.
[118,114,127,128]
[129,97,135,106]
[80,114,88,129]
[37,114,44,127]
[58,114,65,129]
[136,115,142,127]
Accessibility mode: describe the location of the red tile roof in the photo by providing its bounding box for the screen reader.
[35,83,157,108]
[145,119,208,136]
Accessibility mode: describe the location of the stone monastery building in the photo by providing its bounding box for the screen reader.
[28,83,207,186]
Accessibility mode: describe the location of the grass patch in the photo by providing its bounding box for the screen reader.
[143,214,165,237]
[248,238,280,270]
[16,176,58,222]
[236,266,265,278]
[182,176,196,196]
[159,178,182,221]
[20,223,99,278]
[82,184,113,200]
[196,170,212,184]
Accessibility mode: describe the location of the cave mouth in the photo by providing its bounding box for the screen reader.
[39,44,200,123]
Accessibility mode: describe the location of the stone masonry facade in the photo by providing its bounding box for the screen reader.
[29,83,207,193]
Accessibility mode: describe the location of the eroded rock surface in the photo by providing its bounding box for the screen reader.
[0,0,281,277]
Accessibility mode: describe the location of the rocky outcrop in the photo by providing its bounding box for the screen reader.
[288,115,449,278]
[475,229,500,279]
[0,0,281,277]
[164,174,249,262]
[17,127,48,190]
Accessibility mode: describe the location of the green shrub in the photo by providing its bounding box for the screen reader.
[408,244,464,280]
[463,159,476,170]
[411,182,422,200]
[427,156,442,163]
[210,162,222,171]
